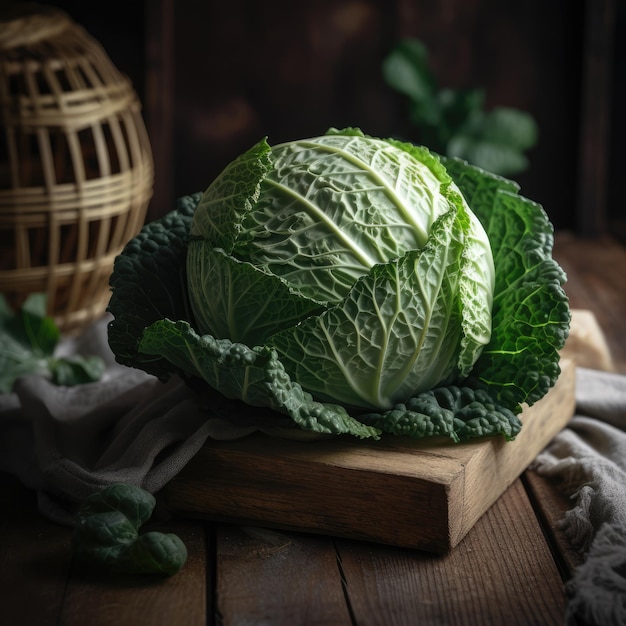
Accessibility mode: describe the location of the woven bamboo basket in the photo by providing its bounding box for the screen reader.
[0,3,153,333]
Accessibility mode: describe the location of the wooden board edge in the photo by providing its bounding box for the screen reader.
[162,359,576,553]
[448,358,576,547]
[163,443,460,553]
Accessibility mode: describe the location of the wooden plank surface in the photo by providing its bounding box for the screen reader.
[216,526,353,626]
[523,469,585,578]
[0,475,73,626]
[0,474,209,626]
[335,479,566,626]
[554,233,626,373]
[210,480,567,626]
[58,519,208,626]
[162,359,575,553]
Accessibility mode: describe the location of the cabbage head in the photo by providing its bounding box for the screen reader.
[186,130,494,410]
[108,128,570,442]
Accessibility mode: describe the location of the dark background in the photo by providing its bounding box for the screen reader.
[12,0,623,238]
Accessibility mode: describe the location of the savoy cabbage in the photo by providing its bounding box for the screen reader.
[107,128,570,443]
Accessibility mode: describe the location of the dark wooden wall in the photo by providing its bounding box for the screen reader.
[11,0,622,237]
[162,0,586,233]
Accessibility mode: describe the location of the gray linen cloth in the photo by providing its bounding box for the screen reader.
[533,367,626,626]
[0,316,209,523]
[1,315,625,624]
[0,315,287,524]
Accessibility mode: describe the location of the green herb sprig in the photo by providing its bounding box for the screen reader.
[382,38,538,176]
[0,293,105,393]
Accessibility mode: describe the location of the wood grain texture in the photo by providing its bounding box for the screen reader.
[523,470,585,579]
[163,360,575,553]
[0,474,72,626]
[554,233,626,373]
[336,479,567,626]
[215,526,352,626]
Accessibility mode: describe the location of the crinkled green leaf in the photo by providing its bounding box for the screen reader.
[186,243,324,347]
[107,193,201,379]
[359,385,522,442]
[138,319,380,439]
[190,138,273,248]
[229,131,455,304]
[442,157,570,407]
[106,129,568,443]
[73,484,187,576]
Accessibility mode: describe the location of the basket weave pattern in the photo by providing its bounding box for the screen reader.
[0,6,153,333]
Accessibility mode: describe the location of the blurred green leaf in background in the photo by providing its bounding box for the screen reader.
[382,38,538,176]
[0,293,105,393]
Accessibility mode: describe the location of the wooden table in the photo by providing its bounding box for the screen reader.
[2,232,625,626]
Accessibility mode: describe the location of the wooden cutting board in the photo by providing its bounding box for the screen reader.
[162,358,575,553]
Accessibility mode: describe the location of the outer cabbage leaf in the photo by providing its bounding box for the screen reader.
[137,319,381,439]
[385,137,494,376]
[107,193,201,379]
[359,384,521,442]
[190,138,273,247]
[442,157,570,407]
[188,139,300,343]
[134,317,520,443]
